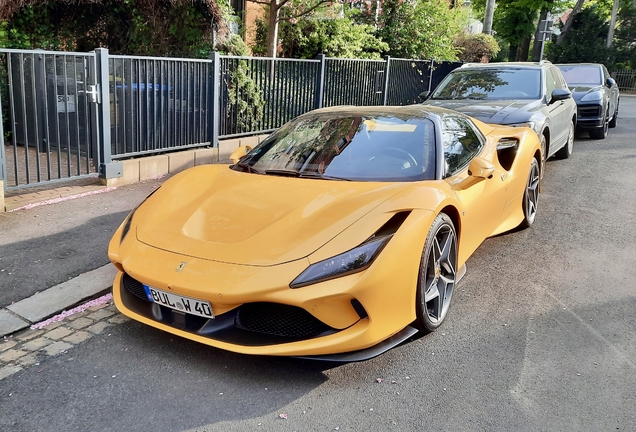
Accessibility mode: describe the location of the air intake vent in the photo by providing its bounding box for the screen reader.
[122,273,149,302]
[235,303,334,338]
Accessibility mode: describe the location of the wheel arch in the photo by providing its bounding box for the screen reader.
[439,205,461,245]
[541,126,551,156]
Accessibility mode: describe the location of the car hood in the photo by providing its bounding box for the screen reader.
[424,99,543,125]
[136,165,409,266]
[568,85,603,102]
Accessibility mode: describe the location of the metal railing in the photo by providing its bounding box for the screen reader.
[1,48,461,191]
[109,55,214,159]
[0,49,99,190]
[611,70,636,92]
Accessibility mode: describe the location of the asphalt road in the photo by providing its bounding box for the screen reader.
[0,180,162,306]
[1,97,635,431]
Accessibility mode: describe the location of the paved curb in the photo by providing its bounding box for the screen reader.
[0,264,116,337]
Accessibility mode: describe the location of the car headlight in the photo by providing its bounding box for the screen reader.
[290,235,393,288]
[581,91,602,102]
[505,121,539,135]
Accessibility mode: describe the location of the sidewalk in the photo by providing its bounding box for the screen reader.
[0,176,167,337]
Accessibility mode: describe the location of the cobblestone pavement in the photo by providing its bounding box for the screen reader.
[0,300,128,381]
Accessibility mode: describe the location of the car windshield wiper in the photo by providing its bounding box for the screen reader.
[232,162,263,174]
[299,172,351,181]
[264,169,300,177]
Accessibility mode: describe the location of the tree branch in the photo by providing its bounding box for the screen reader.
[557,0,586,44]
[286,0,333,19]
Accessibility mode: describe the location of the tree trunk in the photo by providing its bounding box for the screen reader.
[532,9,549,61]
[483,0,496,35]
[607,0,619,48]
[509,43,519,62]
[557,0,586,44]
[518,36,531,61]
[267,0,280,58]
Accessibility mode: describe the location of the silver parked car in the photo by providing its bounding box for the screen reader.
[422,61,577,163]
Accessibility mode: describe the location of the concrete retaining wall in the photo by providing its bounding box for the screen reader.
[101,134,269,188]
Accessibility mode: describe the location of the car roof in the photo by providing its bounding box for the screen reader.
[459,61,553,70]
[555,63,603,67]
[309,104,469,121]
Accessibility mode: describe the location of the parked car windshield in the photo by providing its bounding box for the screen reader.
[557,65,602,85]
[431,68,542,100]
[233,112,437,182]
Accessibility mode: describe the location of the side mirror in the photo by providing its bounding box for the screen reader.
[418,91,430,102]
[468,157,495,179]
[606,77,616,88]
[550,88,571,104]
[229,145,252,164]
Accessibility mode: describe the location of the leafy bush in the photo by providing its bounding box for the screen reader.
[455,33,500,62]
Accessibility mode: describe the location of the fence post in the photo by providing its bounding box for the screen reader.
[94,48,122,182]
[427,59,435,93]
[35,50,50,159]
[0,78,5,211]
[210,51,220,148]
[314,54,326,109]
[383,56,391,106]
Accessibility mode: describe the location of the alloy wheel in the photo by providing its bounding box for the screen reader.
[423,223,457,324]
[524,160,540,225]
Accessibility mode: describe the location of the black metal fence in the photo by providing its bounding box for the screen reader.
[611,70,636,92]
[0,49,99,190]
[0,48,461,191]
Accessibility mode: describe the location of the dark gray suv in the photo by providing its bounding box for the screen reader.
[422,61,577,163]
[557,63,619,140]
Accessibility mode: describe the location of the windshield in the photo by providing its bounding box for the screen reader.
[557,66,602,85]
[232,112,437,182]
[431,68,542,100]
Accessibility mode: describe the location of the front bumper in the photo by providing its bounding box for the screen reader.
[576,103,604,129]
[110,210,435,357]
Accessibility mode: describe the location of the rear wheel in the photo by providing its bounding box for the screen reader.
[519,158,540,229]
[555,120,574,159]
[609,101,618,128]
[414,213,458,333]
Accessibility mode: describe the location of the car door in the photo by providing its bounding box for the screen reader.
[602,65,619,117]
[440,116,507,263]
[545,67,570,152]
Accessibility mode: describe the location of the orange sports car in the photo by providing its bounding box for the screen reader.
[108,105,542,361]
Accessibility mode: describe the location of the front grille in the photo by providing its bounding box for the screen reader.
[235,302,334,338]
[578,106,601,117]
[122,273,149,302]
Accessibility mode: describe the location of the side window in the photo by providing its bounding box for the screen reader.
[546,68,557,96]
[552,68,568,90]
[441,116,484,176]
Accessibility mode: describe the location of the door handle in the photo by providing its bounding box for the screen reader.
[79,85,101,104]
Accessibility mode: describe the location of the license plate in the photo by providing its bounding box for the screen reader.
[143,285,214,319]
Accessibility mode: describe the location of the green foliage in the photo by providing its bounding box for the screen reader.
[278,8,388,59]
[547,5,614,65]
[491,0,538,58]
[613,0,636,68]
[217,34,265,132]
[454,33,501,62]
[1,1,215,58]
[376,0,468,60]
[252,16,269,57]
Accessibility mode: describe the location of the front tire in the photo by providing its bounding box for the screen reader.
[589,106,609,139]
[519,158,540,229]
[555,120,574,159]
[414,213,458,333]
